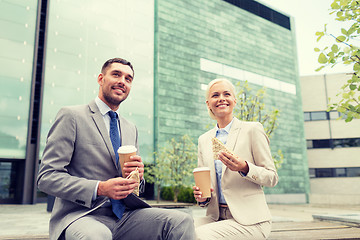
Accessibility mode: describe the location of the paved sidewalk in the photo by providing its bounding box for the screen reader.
[0,202,360,239]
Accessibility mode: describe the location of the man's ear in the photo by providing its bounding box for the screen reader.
[97,73,104,86]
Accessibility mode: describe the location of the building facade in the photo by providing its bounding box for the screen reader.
[0,0,308,204]
[301,73,360,205]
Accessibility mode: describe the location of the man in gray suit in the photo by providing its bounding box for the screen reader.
[37,58,195,240]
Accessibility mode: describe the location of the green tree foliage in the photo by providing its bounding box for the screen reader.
[160,186,196,203]
[145,135,197,203]
[233,81,283,170]
[315,0,360,122]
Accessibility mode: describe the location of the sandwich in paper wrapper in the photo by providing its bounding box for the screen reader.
[212,137,234,160]
[126,167,140,196]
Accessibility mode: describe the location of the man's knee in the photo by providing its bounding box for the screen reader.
[167,211,195,240]
[180,211,194,227]
[64,217,112,240]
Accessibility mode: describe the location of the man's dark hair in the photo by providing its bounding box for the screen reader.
[101,58,134,76]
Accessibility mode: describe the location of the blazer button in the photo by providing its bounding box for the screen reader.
[252,175,257,180]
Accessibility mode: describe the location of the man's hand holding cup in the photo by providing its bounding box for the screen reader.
[123,155,144,180]
[118,145,143,179]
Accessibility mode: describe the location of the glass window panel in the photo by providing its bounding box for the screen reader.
[0,161,22,202]
[316,168,333,178]
[312,139,331,148]
[0,162,13,199]
[332,139,343,148]
[343,138,360,147]
[342,139,352,147]
[347,167,360,177]
[304,112,310,121]
[329,111,340,120]
[310,111,327,121]
[40,0,155,164]
[355,138,360,147]
[306,140,313,149]
[309,168,316,178]
[335,168,346,177]
[312,168,360,178]
[0,0,37,158]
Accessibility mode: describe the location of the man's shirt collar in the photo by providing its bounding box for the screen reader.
[95,96,113,116]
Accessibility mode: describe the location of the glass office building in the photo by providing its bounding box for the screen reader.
[0,0,309,204]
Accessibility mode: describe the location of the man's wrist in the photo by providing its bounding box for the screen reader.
[93,181,100,200]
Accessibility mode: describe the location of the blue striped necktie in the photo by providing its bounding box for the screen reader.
[108,111,125,219]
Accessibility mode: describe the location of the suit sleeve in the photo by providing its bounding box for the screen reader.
[37,107,98,208]
[197,136,206,167]
[243,122,278,188]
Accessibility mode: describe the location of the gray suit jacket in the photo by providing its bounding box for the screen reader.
[198,118,278,225]
[37,100,142,240]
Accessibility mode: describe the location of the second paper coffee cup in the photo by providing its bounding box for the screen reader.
[193,167,211,198]
[118,145,137,177]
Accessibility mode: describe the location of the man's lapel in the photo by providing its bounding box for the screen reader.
[88,100,118,168]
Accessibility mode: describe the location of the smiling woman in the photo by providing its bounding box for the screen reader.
[205,79,237,128]
[193,78,279,239]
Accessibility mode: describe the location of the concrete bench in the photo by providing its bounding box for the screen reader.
[150,202,194,215]
[268,220,360,239]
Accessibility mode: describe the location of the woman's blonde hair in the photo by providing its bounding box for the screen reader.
[205,78,236,120]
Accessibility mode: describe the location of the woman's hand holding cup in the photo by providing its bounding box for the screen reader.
[193,186,214,203]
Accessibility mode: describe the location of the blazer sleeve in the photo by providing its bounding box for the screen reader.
[197,137,204,167]
[243,122,278,188]
[37,107,98,208]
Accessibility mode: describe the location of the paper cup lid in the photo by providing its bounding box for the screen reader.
[193,167,210,173]
[117,145,137,154]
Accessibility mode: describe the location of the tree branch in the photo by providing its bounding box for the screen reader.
[330,34,352,47]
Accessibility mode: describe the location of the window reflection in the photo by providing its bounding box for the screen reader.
[0,0,37,158]
[310,167,360,178]
[329,111,340,120]
[310,111,327,121]
[347,168,360,177]
[312,139,331,148]
[307,138,360,149]
[40,0,155,164]
[303,112,310,121]
[0,162,12,199]
[303,110,340,121]
[0,161,22,203]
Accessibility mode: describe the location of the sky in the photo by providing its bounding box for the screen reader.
[259,0,352,76]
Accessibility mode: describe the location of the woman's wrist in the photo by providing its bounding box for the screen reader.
[238,161,249,174]
[198,197,211,207]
